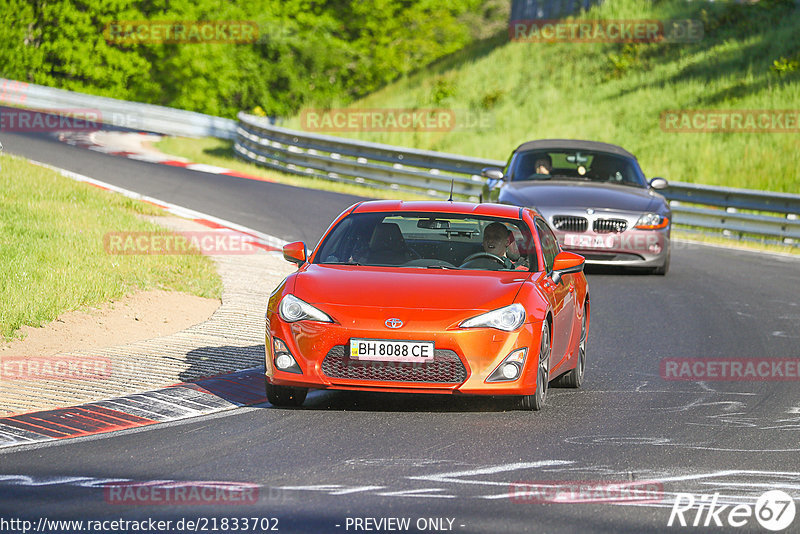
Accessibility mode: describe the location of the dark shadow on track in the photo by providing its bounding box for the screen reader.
[282,388,575,413]
[584,264,656,276]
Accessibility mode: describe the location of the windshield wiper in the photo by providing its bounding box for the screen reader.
[321,261,362,266]
[426,264,458,270]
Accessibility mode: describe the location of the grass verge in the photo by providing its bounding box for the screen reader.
[673,229,799,256]
[0,154,223,340]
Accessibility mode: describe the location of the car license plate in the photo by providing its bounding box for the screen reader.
[563,233,615,249]
[349,339,434,363]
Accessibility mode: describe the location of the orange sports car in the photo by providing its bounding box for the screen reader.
[265,201,589,410]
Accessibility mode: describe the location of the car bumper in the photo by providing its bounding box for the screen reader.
[265,316,545,396]
[556,228,670,267]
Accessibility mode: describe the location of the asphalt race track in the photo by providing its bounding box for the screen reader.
[2,127,799,533]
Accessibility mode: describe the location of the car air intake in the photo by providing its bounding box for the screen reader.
[593,218,628,233]
[322,345,467,383]
[552,216,588,233]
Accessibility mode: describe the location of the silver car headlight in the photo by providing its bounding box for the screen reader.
[279,294,333,323]
[460,303,526,331]
[635,213,669,230]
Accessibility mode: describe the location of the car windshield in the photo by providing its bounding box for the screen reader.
[508,149,645,187]
[314,212,537,271]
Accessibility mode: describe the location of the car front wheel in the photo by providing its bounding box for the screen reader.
[521,322,550,411]
[652,249,670,275]
[554,304,587,388]
[266,380,308,407]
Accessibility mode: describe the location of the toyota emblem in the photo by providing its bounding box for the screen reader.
[385,318,403,329]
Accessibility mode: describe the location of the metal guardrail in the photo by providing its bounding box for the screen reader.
[0,78,237,139]
[235,112,800,245]
[235,113,493,199]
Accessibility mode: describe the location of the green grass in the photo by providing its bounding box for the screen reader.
[153,137,430,201]
[0,154,223,340]
[673,229,799,256]
[278,0,800,193]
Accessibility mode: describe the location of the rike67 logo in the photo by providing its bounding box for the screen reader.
[668,490,796,531]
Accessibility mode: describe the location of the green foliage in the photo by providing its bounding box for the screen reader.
[605,44,644,80]
[430,77,457,105]
[0,0,506,119]
[285,0,800,193]
[478,87,505,110]
[771,56,799,76]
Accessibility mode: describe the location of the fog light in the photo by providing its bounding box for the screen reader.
[275,354,294,370]
[486,348,528,383]
[271,337,302,374]
[502,363,520,380]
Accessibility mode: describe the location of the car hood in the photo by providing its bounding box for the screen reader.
[293,265,530,312]
[500,181,663,212]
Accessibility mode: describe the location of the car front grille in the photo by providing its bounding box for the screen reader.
[552,216,588,233]
[593,218,628,233]
[321,345,467,383]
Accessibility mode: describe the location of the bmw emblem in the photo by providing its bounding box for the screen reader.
[385,318,403,329]
[586,208,595,215]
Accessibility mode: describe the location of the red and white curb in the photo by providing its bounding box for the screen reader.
[28,158,287,253]
[0,368,268,450]
[56,131,274,183]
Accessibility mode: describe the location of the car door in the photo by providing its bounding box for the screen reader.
[535,218,575,373]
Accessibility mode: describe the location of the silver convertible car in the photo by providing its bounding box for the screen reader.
[482,139,671,275]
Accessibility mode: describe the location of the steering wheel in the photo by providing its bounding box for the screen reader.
[460,252,507,268]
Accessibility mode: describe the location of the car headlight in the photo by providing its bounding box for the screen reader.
[460,303,526,331]
[635,213,669,230]
[279,294,333,323]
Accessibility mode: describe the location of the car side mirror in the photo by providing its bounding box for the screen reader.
[549,251,585,284]
[481,167,505,181]
[649,177,668,190]
[283,241,307,266]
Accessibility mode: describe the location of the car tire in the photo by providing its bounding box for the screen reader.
[553,305,587,389]
[521,322,550,411]
[265,380,308,407]
[652,249,670,276]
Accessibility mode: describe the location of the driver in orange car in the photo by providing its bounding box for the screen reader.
[482,222,527,269]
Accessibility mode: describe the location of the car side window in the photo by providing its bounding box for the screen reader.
[535,219,559,273]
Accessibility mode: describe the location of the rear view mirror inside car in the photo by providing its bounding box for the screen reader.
[566,152,589,164]
[417,218,451,230]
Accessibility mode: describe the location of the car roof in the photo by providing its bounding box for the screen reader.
[351,200,532,219]
[514,139,636,159]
